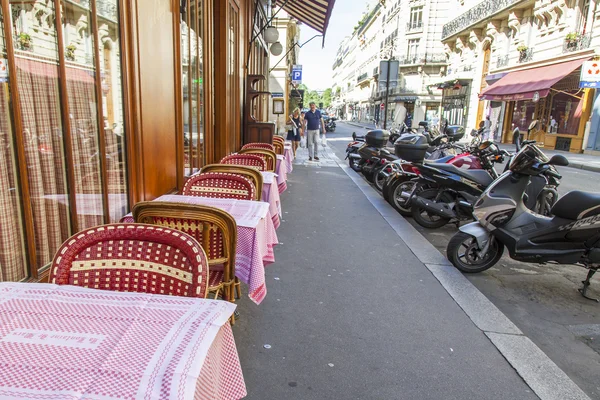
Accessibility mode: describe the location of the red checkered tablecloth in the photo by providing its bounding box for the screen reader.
[261,172,281,229]
[0,282,246,400]
[283,145,294,173]
[276,156,288,194]
[122,195,278,304]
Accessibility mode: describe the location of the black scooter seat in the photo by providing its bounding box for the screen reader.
[551,190,600,220]
[424,161,494,187]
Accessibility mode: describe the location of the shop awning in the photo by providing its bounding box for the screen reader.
[275,0,336,36]
[479,58,587,101]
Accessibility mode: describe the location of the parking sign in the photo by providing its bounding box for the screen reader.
[292,64,302,84]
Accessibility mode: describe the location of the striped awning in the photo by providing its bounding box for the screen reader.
[275,0,336,35]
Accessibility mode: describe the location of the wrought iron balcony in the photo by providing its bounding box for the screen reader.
[397,53,447,65]
[442,0,525,40]
[517,48,533,63]
[406,21,423,33]
[562,32,592,53]
[496,55,509,68]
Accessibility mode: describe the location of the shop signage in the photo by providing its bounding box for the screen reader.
[380,103,385,110]
[532,91,540,102]
[292,65,302,84]
[580,61,600,88]
[272,92,284,98]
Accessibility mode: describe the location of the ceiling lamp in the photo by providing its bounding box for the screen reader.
[264,26,279,44]
[270,42,283,56]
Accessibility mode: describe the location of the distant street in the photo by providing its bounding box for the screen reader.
[327,121,600,399]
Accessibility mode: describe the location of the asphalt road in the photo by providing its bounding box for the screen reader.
[328,121,600,399]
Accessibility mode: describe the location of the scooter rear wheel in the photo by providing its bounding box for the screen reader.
[411,188,452,228]
[447,232,504,273]
[387,177,415,216]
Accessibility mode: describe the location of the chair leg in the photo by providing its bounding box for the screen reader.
[235,277,242,299]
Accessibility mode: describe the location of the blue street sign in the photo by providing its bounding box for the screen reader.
[292,65,302,84]
[580,81,599,88]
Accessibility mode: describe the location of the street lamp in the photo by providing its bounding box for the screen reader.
[270,41,283,56]
[264,26,279,44]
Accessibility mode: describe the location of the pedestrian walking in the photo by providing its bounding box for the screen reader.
[303,102,325,161]
[287,108,302,157]
[483,116,492,141]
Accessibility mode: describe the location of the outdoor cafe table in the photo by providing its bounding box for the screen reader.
[122,194,278,304]
[283,143,294,173]
[261,171,281,229]
[0,282,247,400]
[276,155,288,193]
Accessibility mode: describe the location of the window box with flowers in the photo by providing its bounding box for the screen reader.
[66,44,77,61]
[18,33,32,50]
[565,32,580,49]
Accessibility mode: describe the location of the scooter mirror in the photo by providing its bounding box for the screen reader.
[352,132,357,140]
[548,154,569,167]
[512,128,521,151]
[470,129,478,137]
[528,120,539,131]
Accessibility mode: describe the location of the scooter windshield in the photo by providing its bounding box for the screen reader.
[509,144,550,174]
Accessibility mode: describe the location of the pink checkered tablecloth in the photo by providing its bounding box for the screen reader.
[283,145,294,173]
[0,282,246,400]
[261,172,281,229]
[276,156,288,193]
[122,195,278,304]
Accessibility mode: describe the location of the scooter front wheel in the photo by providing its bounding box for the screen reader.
[348,157,361,172]
[447,232,504,273]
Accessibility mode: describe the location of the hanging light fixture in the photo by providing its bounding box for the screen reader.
[264,26,280,44]
[270,41,283,56]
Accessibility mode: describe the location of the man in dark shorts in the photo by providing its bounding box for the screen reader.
[303,102,325,161]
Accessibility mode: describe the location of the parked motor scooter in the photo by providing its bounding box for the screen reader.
[357,130,397,183]
[445,141,600,302]
[326,117,337,132]
[346,132,365,172]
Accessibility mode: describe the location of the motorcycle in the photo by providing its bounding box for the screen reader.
[388,123,415,145]
[326,117,337,132]
[409,121,560,229]
[445,141,600,302]
[346,132,365,172]
[357,130,397,183]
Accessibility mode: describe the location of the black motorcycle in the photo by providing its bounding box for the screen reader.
[357,130,397,183]
[326,117,337,132]
[445,143,600,301]
[346,132,365,172]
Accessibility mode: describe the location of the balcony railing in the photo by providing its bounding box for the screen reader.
[562,32,592,53]
[496,55,509,68]
[442,0,525,40]
[517,48,533,63]
[406,21,423,33]
[397,53,447,65]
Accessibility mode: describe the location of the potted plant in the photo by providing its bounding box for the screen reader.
[516,44,528,53]
[66,44,76,61]
[565,32,580,49]
[18,33,31,50]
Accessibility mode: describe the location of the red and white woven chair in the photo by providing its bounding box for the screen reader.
[241,142,275,152]
[220,153,267,171]
[133,202,239,304]
[182,172,258,201]
[272,135,285,146]
[50,223,210,298]
[238,148,276,172]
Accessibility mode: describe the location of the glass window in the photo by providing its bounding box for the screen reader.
[407,38,420,62]
[98,0,128,222]
[0,6,28,281]
[549,93,582,135]
[62,0,105,230]
[409,6,423,29]
[512,100,537,133]
[181,3,191,173]
[9,1,72,268]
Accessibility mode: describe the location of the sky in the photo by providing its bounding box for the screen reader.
[296,0,371,91]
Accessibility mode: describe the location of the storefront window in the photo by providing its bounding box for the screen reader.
[0,6,28,281]
[549,93,582,135]
[512,100,537,133]
[10,1,72,268]
[99,0,128,222]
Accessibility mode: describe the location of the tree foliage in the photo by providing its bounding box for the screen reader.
[295,84,333,108]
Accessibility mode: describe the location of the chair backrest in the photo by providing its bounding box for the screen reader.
[238,148,276,172]
[200,164,263,200]
[182,172,257,200]
[220,154,267,171]
[242,142,275,152]
[272,135,285,146]
[273,141,284,155]
[133,202,237,294]
[50,223,209,298]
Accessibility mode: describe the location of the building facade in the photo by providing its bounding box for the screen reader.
[440,0,600,152]
[0,0,333,282]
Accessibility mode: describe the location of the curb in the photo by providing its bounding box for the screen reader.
[343,121,372,130]
[568,162,600,173]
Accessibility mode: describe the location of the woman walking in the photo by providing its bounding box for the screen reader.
[287,108,303,156]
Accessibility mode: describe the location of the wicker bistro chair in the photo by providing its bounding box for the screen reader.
[272,135,285,146]
[50,223,210,298]
[272,141,284,155]
[238,148,276,172]
[241,142,275,152]
[182,172,258,201]
[220,153,267,172]
[132,202,239,303]
[200,164,263,201]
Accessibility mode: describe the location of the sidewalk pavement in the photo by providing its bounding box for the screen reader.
[341,121,600,173]
[233,143,590,399]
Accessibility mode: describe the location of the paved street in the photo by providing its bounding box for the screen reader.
[324,121,600,399]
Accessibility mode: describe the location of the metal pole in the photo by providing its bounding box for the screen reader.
[383,58,391,129]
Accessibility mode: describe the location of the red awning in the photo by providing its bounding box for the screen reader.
[275,0,336,36]
[479,58,587,101]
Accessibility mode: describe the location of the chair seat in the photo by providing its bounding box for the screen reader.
[208,270,224,289]
[551,190,600,220]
